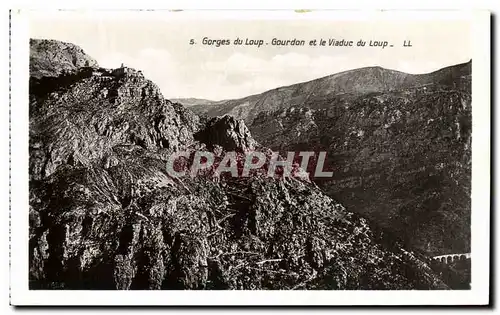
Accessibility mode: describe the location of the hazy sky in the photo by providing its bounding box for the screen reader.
[29,11,472,101]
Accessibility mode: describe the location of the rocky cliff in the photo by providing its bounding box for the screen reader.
[170,98,216,107]
[29,39,451,290]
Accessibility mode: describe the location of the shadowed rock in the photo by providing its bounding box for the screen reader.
[194,115,257,152]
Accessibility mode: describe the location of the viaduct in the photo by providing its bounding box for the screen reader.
[432,253,471,264]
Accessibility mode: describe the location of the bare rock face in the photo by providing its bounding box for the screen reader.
[29,65,200,181]
[29,39,451,290]
[189,61,471,124]
[194,115,257,152]
[30,39,99,79]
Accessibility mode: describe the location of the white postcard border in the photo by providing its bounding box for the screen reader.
[9,9,491,306]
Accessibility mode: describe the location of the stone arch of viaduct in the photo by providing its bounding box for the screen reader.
[432,253,471,264]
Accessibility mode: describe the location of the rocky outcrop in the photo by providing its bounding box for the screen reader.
[30,39,99,79]
[194,115,257,152]
[29,39,451,290]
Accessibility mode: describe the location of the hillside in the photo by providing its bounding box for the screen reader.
[30,38,99,79]
[191,62,472,256]
[28,39,452,290]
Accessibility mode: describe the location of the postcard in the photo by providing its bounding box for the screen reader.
[9,9,491,306]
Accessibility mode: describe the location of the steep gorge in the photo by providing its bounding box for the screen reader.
[29,38,455,290]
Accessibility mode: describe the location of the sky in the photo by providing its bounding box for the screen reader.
[28,11,472,101]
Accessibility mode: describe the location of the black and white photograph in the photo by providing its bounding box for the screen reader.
[9,9,491,306]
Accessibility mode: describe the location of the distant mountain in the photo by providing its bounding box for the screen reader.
[30,39,99,79]
[191,62,472,257]
[171,98,216,107]
[190,61,472,125]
